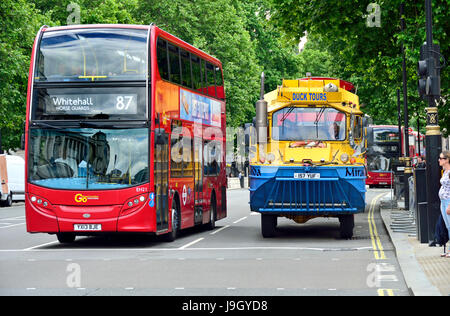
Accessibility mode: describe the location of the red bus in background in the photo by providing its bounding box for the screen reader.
[366,125,424,187]
[25,24,227,243]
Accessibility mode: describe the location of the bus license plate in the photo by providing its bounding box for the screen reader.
[294,173,320,179]
[74,224,102,231]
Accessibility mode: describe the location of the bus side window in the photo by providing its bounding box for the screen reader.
[215,66,224,100]
[170,121,183,178]
[157,38,169,80]
[204,140,220,176]
[191,54,202,92]
[182,137,194,178]
[180,49,192,89]
[201,59,207,95]
[168,43,181,84]
[206,62,216,98]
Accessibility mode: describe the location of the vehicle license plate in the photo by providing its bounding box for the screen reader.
[74,224,102,231]
[294,173,320,179]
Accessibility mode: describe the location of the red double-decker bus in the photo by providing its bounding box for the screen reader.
[366,125,400,187]
[366,125,425,187]
[25,24,227,243]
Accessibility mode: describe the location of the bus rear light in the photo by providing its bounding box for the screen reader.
[121,194,148,216]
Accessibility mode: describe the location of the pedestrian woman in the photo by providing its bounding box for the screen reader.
[438,151,450,257]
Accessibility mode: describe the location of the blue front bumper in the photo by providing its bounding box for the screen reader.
[249,165,366,215]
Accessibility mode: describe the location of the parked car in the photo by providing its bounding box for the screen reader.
[0,155,25,207]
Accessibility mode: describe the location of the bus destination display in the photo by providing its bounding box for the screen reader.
[44,93,138,115]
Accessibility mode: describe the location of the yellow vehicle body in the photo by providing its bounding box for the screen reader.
[252,78,365,167]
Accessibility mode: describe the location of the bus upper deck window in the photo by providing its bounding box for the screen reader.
[168,43,181,85]
[36,28,147,82]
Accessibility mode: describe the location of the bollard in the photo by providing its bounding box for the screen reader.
[417,202,429,243]
[415,168,428,243]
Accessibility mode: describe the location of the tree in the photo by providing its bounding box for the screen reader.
[271,0,449,135]
[136,0,261,127]
[0,0,54,151]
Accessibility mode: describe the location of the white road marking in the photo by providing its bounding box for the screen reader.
[0,216,25,221]
[23,241,59,251]
[0,223,25,229]
[210,225,230,235]
[233,216,248,224]
[178,237,205,250]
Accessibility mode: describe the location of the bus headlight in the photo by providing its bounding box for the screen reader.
[340,153,349,163]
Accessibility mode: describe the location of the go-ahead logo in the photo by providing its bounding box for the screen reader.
[74,193,99,203]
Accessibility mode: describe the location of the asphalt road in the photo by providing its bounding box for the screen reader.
[0,188,410,296]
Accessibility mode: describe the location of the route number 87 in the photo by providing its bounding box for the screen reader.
[116,96,134,110]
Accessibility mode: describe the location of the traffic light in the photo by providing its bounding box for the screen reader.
[417,43,441,99]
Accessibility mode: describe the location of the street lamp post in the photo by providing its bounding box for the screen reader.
[400,3,411,210]
[422,0,442,242]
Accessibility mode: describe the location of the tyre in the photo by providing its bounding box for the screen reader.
[164,199,179,242]
[339,214,354,239]
[0,193,12,207]
[261,214,277,238]
[57,233,76,244]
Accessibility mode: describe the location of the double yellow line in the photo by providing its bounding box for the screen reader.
[368,193,395,296]
[377,289,394,296]
[368,193,387,260]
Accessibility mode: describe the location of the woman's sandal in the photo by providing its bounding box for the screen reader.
[440,253,449,257]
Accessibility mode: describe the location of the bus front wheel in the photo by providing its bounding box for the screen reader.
[261,214,277,238]
[164,201,179,242]
[339,214,354,239]
[57,233,76,244]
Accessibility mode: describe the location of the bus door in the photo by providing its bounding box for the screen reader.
[194,137,203,224]
[154,128,169,231]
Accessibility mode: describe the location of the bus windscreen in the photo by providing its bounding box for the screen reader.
[28,128,149,190]
[272,107,346,141]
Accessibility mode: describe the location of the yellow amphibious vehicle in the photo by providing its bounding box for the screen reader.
[249,75,369,238]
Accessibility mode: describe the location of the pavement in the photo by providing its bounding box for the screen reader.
[379,193,450,296]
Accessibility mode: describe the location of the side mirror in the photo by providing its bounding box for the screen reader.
[349,114,355,148]
[20,121,26,150]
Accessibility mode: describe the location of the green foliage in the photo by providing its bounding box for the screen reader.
[136,0,262,127]
[271,0,449,136]
[6,0,445,151]
[0,0,54,151]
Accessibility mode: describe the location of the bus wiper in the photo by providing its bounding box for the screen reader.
[314,107,326,125]
[280,106,295,122]
[314,107,326,137]
[31,122,64,130]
